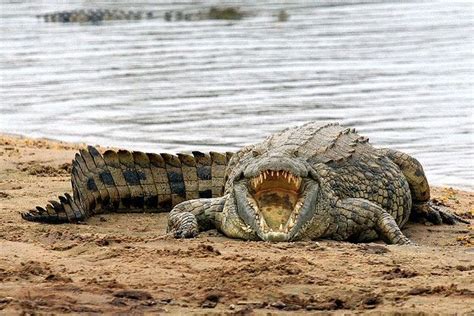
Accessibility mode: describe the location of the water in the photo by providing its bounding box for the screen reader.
[0,1,473,189]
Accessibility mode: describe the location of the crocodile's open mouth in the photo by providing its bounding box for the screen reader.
[234,169,318,242]
[249,170,302,232]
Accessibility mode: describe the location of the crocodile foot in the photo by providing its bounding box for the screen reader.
[167,212,199,238]
[412,200,469,225]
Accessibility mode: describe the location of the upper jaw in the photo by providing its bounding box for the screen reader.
[244,160,308,180]
[242,154,309,179]
[249,169,302,189]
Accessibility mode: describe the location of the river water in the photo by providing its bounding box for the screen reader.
[0,1,473,189]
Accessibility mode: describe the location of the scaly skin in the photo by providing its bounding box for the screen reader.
[22,122,467,244]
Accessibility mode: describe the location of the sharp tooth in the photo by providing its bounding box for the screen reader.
[297,202,303,212]
[263,172,267,179]
[260,217,265,228]
[288,217,295,228]
[285,226,289,233]
[279,223,283,231]
[271,171,274,177]
[250,200,257,209]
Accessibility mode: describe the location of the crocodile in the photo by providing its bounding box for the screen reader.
[37,9,156,23]
[37,7,245,24]
[21,122,467,244]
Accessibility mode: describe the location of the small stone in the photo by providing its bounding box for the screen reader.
[0,297,14,304]
[113,289,154,301]
[271,301,286,309]
[237,301,265,308]
[159,298,172,304]
[202,300,217,308]
[201,292,221,308]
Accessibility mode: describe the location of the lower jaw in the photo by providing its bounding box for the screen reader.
[258,231,290,242]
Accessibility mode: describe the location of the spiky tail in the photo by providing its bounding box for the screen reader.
[21,146,233,223]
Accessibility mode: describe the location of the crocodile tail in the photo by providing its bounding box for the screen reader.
[21,193,86,223]
[21,146,234,223]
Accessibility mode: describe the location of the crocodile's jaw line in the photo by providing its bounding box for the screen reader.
[234,178,319,242]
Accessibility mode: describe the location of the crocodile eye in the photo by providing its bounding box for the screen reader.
[252,150,260,157]
[236,172,245,181]
[292,150,299,157]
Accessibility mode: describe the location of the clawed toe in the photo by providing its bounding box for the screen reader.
[20,211,35,220]
[430,201,469,224]
[412,201,469,225]
[167,211,199,239]
[438,208,469,224]
[172,229,198,239]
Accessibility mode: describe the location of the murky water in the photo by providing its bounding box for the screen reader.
[0,1,473,189]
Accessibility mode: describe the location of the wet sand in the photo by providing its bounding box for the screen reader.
[0,134,473,314]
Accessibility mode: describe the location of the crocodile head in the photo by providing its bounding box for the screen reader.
[226,149,320,242]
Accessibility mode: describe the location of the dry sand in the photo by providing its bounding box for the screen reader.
[0,134,473,314]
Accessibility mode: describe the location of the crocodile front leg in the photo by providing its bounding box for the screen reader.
[328,198,412,245]
[167,196,226,238]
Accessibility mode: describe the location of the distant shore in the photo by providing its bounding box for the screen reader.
[0,133,472,314]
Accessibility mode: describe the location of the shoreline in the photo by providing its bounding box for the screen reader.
[0,133,473,314]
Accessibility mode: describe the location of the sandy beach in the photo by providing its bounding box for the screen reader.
[0,134,472,314]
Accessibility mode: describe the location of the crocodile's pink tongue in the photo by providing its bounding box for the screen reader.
[254,189,298,230]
